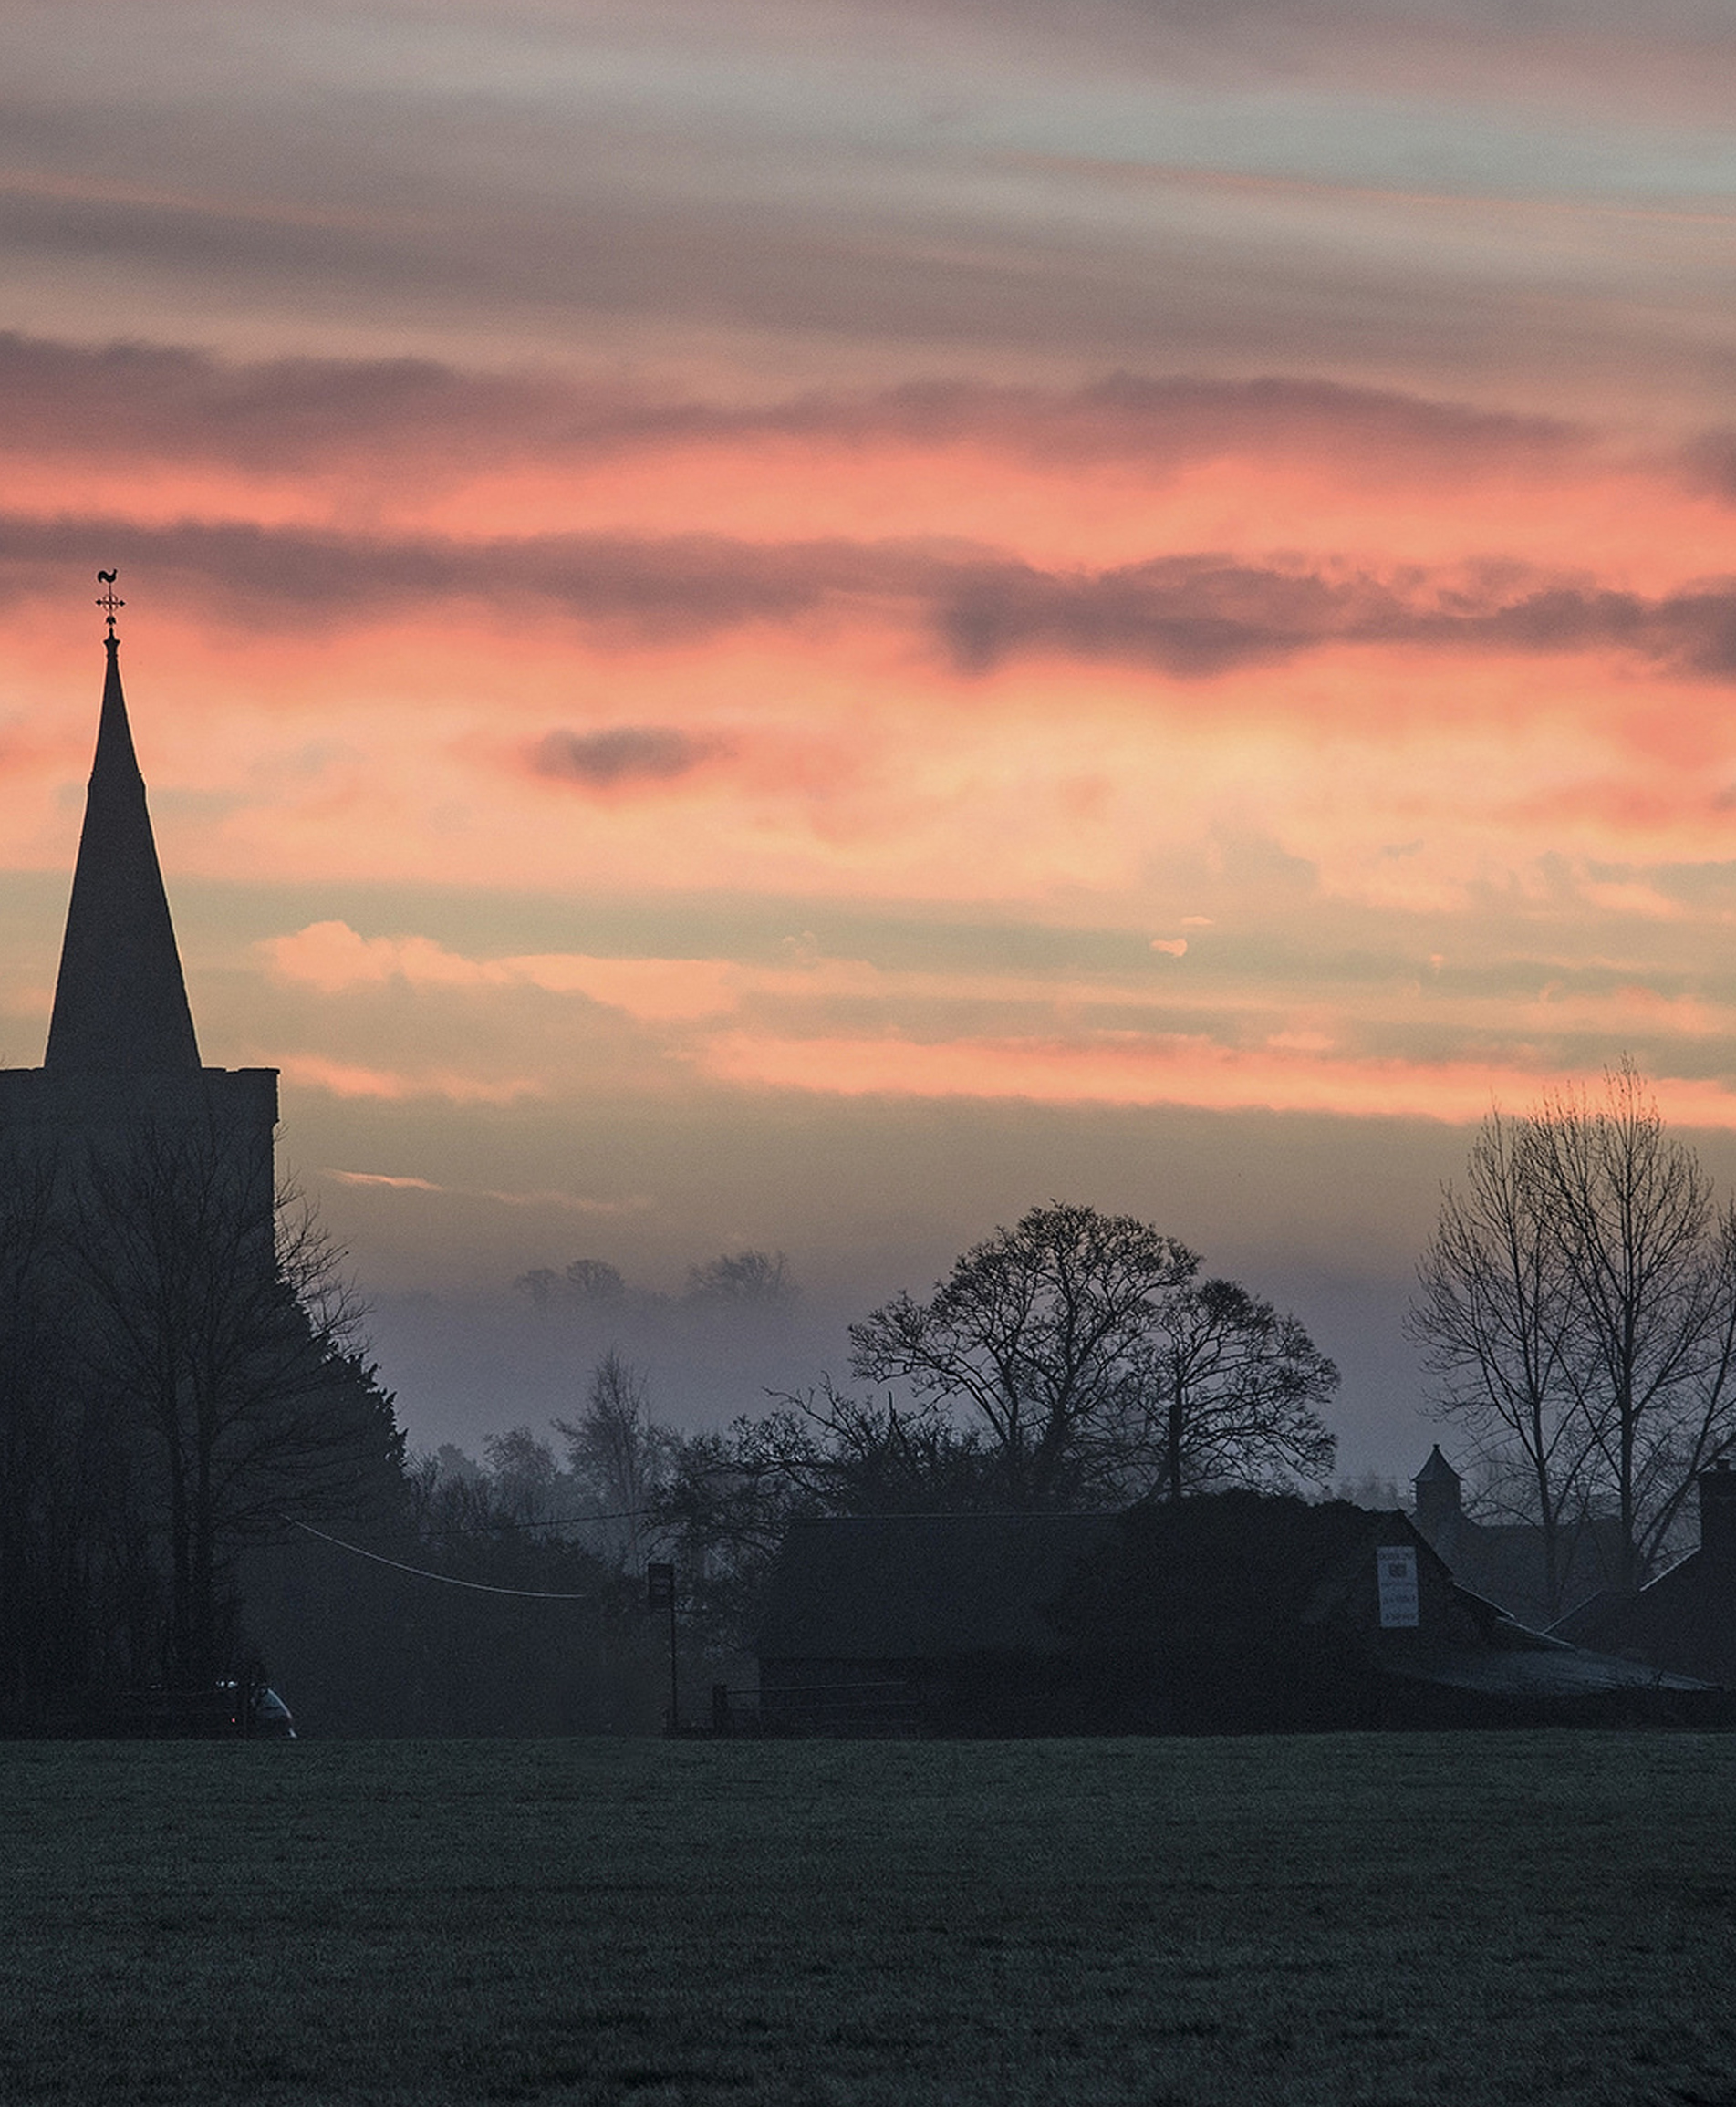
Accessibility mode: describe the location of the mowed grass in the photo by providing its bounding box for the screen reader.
[5,1733,1736,2107]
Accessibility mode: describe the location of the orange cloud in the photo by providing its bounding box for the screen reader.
[277,1054,539,1105]
[700,1031,1736,1129]
[265,923,744,1021]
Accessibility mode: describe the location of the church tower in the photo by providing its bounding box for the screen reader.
[45,622,203,1074]
[0,605,277,1218]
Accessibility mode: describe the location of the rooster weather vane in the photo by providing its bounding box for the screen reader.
[96,568,123,637]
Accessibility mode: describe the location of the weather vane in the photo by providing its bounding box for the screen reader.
[96,568,123,637]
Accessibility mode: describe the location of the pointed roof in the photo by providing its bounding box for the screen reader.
[44,633,202,1073]
[1413,1444,1461,1488]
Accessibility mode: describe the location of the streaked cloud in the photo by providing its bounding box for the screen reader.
[6,0,1736,1474]
[701,1029,1736,1129]
[325,1168,647,1212]
[0,331,1585,478]
[275,1052,540,1105]
[5,507,1736,692]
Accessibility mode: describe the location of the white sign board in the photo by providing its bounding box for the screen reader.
[1376,1545,1420,1628]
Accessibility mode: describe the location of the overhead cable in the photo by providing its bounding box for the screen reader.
[285,1517,604,1601]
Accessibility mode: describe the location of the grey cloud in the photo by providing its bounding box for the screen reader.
[0,331,569,473]
[0,328,1581,477]
[3,3,1734,404]
[531,727,722,786]
[0,513,895,636]
[0,104,1718,407]
[938,554,1736,680]
[3,509,1734,682]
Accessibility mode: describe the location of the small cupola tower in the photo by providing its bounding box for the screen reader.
[1411,1445,1464,1544]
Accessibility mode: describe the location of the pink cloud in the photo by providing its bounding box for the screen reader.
[277,1053,539,1105]
[699,1030,1736,1129]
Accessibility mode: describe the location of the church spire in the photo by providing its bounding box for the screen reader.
[44,615,202,1074]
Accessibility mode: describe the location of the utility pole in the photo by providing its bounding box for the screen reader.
[646,1562,677,1731]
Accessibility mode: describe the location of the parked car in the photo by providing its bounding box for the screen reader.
[217,1680,296,1739]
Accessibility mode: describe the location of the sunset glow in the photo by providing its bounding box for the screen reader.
[6,1,1736,1468]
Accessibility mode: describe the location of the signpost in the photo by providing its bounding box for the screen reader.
[1376,1545,1420,1629]
[647,1562,678,1730]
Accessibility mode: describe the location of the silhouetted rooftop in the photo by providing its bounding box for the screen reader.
[1413,1444,1461,1487]
[44,633,201,1074]
[756,1510,1117,1659]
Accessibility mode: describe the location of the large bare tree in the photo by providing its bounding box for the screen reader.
[1529,1063,1736,1582]
[1410,1111,1598,1617]
[1411,1064,1736,1591]
[847,1202,1336,1508]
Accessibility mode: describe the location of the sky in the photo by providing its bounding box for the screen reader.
[5,0,1736,1480]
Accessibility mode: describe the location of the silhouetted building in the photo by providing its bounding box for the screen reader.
[756,1510,1117,1735]
[1548,1461,1736,1686]
[1408,1444,1626,1627]
[0,625,276,1210]
[754,1493,1715,1737]
[0,623,292,1712]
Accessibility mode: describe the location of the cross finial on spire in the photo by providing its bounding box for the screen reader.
[96,569,124,638]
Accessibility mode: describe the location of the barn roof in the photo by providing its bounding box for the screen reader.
[755,1510,1117,1660]
[754,1495,1437,1663]
[1055,1490,1420,1645]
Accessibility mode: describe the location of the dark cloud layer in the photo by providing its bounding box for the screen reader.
[5,508,1733,682]
[939,555,1736,679]
[0,329,1582,478]
[0,513,883,637]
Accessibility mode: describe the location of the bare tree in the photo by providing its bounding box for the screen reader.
[554,1349,665,1570]
[848,1204,1193,1507]
[1528,1062,1736,1583]
[514,1267,562,1313]
[566,1259,627,1305]
[1409,1111,1598,1617]
[65,1126,401,1687]
[1137,1278,1337,1502]
[1411,1064,1736,1591]
[848,1202,1336,1508]
[483,1426,561,1525]
[683,1250,795,1307]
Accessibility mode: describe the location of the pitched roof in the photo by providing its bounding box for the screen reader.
[44,635,202,1074]
[1412,1444,1461,1487]
[1050,1491,1428,1647]
[755,1494,1429,1663]
[755,1510,1117,1659]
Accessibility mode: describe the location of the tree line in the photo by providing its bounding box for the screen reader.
[357,1204,1338,1695]
[512,1248,796,1317]
[47,1064,1736,1736]
[19,1060,1733,1739]
[211,1202,1344,1730]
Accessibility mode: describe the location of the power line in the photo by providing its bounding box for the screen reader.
[285,1518,605,1601]
[413,1502,657,1539]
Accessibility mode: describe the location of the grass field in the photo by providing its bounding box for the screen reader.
[5,1731,1736,2106]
